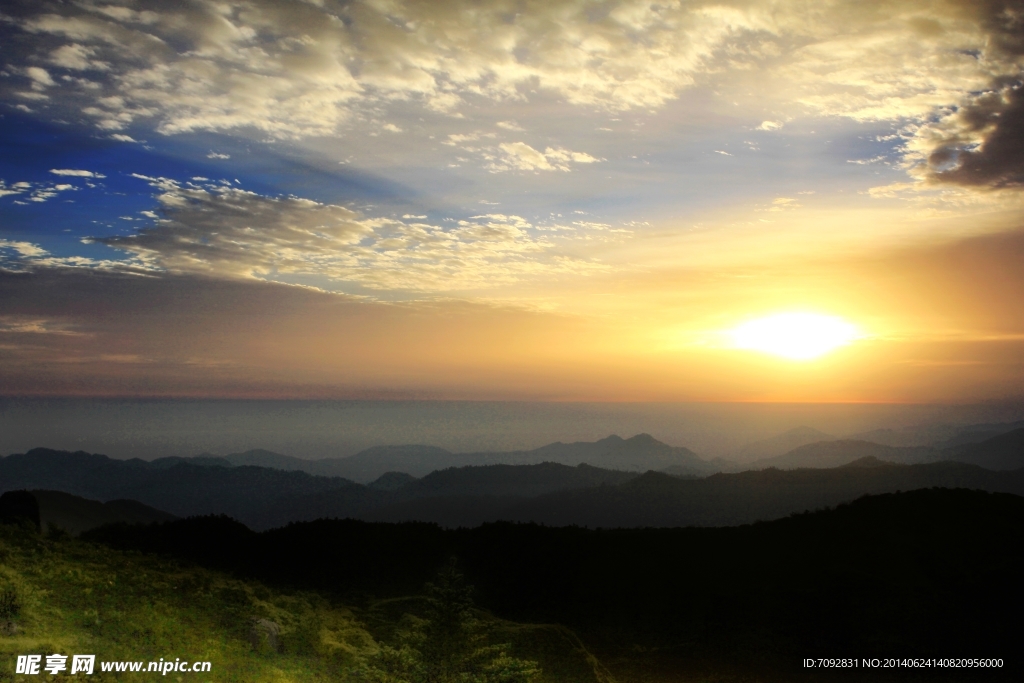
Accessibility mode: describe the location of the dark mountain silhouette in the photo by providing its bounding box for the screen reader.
[358,460,1024,529]
[6,444,1024,530]
[0,448,363,526]
[181,434,716,482]
[731,425,834,462]
[838,455,894,468]
[0,489,175,535]
[0,448,641,530]
[748,428,1024,472]
[931,419,1024,449]
[151,455,232,468]
[399,462,637,499]
[951,427,1024,470]
[748,439,940,469]
[326,434,714,481]
[367,471,418,491]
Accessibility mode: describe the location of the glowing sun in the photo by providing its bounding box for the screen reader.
[730,313,860,360]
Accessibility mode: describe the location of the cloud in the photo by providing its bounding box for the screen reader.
[0,240,48,258]
[911,81,1024,189]
[49,168,105,178]
[85,177,613,293]
[4,0,1023,201]
[25,66,55,88]
[206,152,230,160]
[0,179,81,204]
[488,142,600,172]
[0,0,876,137]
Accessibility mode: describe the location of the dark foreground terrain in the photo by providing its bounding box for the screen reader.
[82,487,1022,682]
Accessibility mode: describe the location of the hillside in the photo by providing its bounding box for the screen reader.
[87,488,1024,681]
[0,519,608,683]
[0,489,176,535]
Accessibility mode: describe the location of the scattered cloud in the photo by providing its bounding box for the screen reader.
[6,0,1009,144]
[79,177,617,293]
[206,152,230,160]
[0,179,81,204]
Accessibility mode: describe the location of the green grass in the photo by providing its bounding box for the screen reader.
[0,523,609,683]
[0,520,383,682]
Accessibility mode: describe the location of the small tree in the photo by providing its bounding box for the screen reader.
[357,561,540,683]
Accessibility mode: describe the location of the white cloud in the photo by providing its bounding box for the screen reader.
[3,0,1021,199]
[0,240,48,258]
[1,180,81,204]
[50,169,105,178]
[25,66,55,88]
[206,152,230,160]
[488,142,600,173]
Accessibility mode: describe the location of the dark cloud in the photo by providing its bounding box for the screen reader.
[927,80,1024,188]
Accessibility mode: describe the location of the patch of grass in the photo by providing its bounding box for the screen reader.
[0,522,375,682]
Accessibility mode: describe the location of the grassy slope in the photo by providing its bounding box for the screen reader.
[0,523,606,683]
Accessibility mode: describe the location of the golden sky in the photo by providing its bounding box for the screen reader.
[1,0,1023,401]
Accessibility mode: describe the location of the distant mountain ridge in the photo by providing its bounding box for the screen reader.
[179,433,715,482]
[4,427,1022,530]
[743,428,1024,472]
[731,426,835,462]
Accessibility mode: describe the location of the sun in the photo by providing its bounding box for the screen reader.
[729,313,860,360]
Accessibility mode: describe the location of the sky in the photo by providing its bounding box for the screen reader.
[1,0,1023,403]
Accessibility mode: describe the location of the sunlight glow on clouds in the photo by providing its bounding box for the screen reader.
[3,1,1024,400]
[78,176,619,293]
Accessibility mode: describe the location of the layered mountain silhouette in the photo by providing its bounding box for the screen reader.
[744,427,1024,471]
[156,434,712,482]
[4,432,1023,529]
